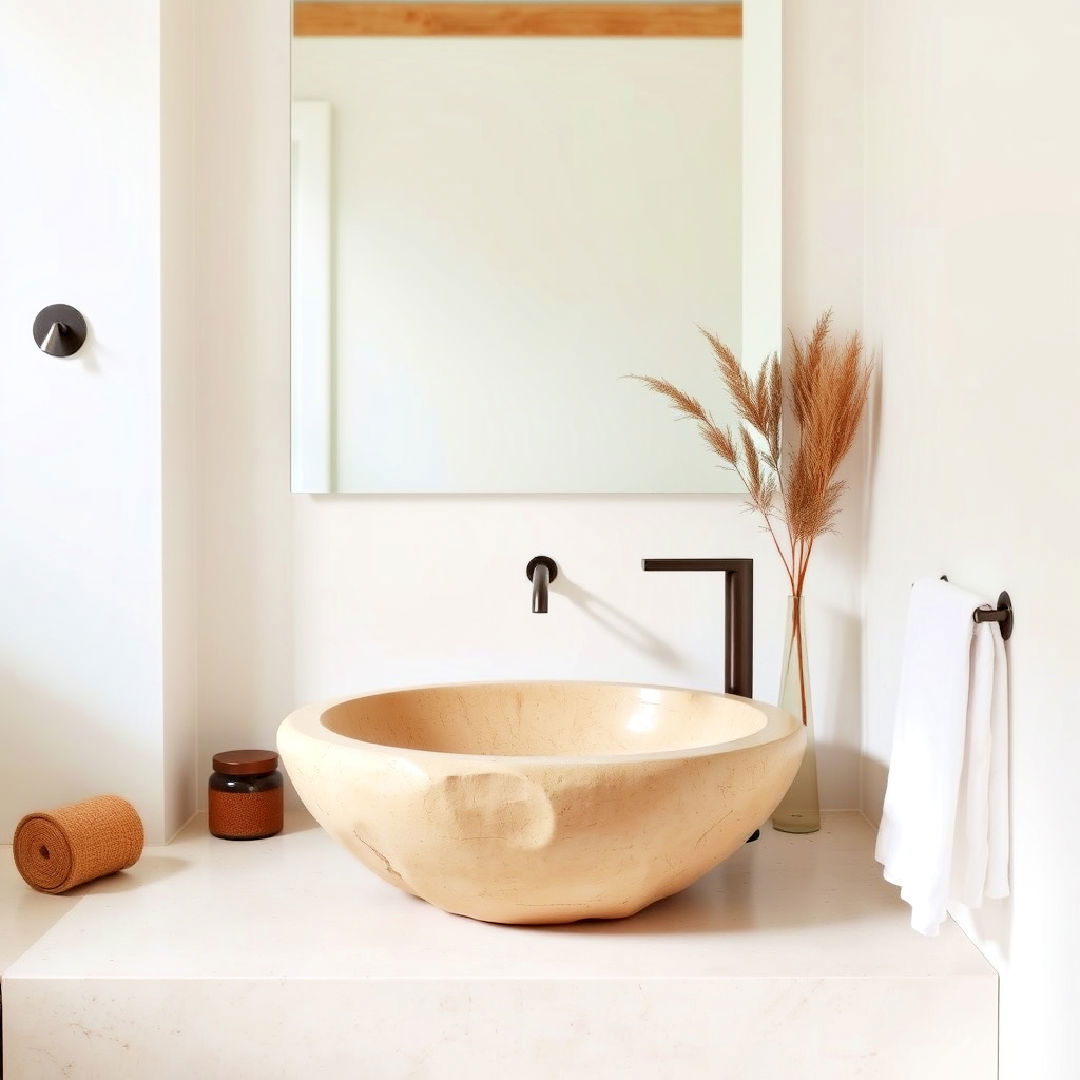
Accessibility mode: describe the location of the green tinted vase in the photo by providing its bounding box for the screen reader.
[771,595,821,833]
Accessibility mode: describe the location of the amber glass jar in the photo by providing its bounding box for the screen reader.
[209,750,284,840]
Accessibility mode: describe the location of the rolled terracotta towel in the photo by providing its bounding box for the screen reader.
[13,795,143,894]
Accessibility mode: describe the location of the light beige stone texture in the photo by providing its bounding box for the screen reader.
[278,681,805,924]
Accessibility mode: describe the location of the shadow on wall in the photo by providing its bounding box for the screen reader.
[553,573,684,669]
[813,740,871,811]
[813,606,863,805]
[0,665,151,839]
[855,360,893,816]
[861,347,885,532]
[955,895,1012,967]
[861,754,889,825]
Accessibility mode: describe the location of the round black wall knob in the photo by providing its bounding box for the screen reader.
[34,304,87,358]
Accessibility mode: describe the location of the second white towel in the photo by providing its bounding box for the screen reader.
[875,577,1010,936]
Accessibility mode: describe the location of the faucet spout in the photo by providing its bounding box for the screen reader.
[526,556,558,614]
[532,564,549,613]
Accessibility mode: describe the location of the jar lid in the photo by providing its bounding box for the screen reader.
[212,749,278,776]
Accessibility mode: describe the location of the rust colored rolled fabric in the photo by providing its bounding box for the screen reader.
[13,795,143,894]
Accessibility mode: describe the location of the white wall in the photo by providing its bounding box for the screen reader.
[0,0,865,840]
[861,2,1080,1076]
[0,0,197,842]
[193,0,866,811]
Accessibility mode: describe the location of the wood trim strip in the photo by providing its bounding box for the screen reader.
[293,2,742,38]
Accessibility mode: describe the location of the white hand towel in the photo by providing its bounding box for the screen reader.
[951,622,994,908]
[875,578,1010,935]
[985,625,1010,900]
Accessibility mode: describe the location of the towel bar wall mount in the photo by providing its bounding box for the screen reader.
[940,576,1014,641]
[975,592,1014,640]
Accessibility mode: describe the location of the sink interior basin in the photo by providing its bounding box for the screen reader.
[279,681,804,925]
[319,682,768,758]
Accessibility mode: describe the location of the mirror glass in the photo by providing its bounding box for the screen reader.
[291,2,779,494]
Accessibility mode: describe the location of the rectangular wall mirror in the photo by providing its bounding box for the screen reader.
[291,1,780,494]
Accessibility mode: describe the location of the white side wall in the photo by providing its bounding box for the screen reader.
[861,2,1080,1076]
[192,0,866,810]
[0,0,196,842]
[192,0,297,797]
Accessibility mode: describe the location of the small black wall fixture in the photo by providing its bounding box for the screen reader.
[34,304,87,358]
[976,592,1014,641]
[642,558,754,698]
[526,556,558,614]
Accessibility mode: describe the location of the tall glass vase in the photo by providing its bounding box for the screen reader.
[771,594,821,833]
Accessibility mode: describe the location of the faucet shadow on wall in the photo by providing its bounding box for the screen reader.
[550,573,683,667]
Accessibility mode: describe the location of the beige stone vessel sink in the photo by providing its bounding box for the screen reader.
[278,681,805,925]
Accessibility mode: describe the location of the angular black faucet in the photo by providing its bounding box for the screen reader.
[644,558,758,844]
[526,556,558,614]
[641,558,754,698]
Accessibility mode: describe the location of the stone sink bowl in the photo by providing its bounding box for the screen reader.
[277,681,805,925]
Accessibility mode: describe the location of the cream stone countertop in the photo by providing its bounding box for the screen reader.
[3,810,992,982]
[0,855,79,974]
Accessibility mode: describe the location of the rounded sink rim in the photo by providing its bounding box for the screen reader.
[279,679,802,767]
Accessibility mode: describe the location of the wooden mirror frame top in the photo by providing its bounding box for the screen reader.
[293,2,742,38]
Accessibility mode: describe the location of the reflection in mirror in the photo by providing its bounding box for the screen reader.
[291,2,779,494]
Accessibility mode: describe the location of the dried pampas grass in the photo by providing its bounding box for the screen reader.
[629,308,870,604]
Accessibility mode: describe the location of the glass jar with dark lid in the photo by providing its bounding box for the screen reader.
[209,749,284,840]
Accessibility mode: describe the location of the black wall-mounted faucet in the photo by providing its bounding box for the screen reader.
[526,556,558,614]
[642,558,754,698]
